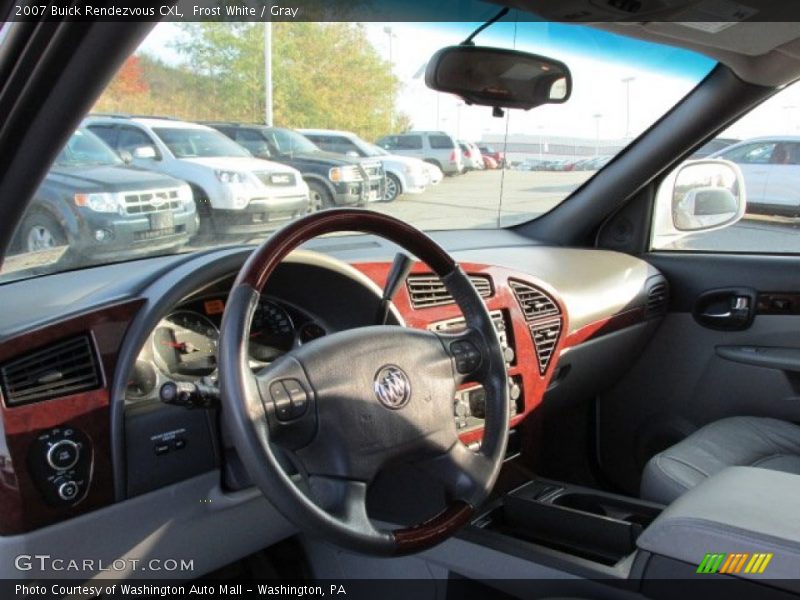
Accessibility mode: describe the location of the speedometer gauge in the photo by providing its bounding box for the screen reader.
[252,300,293,337]
[153,310,219,379]
[249,299,294,361]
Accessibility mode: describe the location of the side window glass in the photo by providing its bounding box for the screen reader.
[723,142,775,165]
[651,80,800,253]
[398,135,422,150]
[118,127,155,153]
[430,135,454,149]
[87,125,118,148]
[236,129,271,156]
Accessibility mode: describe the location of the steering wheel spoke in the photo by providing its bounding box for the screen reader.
[308,475,379,536]
[252,357,318,450]
[418,440,495,506]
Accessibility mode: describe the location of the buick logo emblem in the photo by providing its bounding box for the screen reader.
[373,365,411,409]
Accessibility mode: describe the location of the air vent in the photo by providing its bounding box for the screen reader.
[0,335,101,406]
[530,318,563,375]
[509,280,560,321]
[406,274,492,309]
[646,281,669,318]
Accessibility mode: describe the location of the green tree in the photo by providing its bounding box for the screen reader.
[170,22,403,140]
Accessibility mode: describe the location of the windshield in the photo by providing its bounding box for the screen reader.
[367,143,389,157]
[54,129,122,168]
[347,135,383,157]
[267,128,321,154]
[2,17,715,282]
[154,127,252,158]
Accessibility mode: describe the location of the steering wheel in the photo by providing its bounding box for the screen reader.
[219,209,509,555]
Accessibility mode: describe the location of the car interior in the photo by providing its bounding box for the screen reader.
[3,1,800,598]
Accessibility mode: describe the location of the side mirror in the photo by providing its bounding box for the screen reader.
[119,150,133,164]
[345,151,359,159]
[132,145,158,160]
[652,159,746,248]
[425,45,571,110]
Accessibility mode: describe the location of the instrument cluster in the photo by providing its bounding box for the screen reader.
[126,294,326,402]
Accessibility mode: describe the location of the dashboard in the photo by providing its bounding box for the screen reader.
[0,234,666,560]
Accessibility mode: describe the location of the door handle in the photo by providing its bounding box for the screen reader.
[694,288,756,331]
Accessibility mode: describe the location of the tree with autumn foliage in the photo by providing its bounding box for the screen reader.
[94,56,150,113]
[93,23,412,141]
[171,22,408,141]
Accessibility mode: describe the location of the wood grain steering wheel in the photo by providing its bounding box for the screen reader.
[219,209,509,555]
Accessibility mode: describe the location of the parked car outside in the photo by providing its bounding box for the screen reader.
[376,131,464,175]
[205,123,382,211]
[83,116,309,234]
[711,137,800,216]
[299,128,427,202]
[458,141,484,170]
[422,161,444,186]
[690,136,740,159]
[483,156,499,169]
[477,143,505,167]
[12,128,197,263]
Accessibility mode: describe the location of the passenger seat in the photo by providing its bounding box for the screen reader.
[640,416,800,504]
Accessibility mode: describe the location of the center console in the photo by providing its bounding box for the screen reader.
[470,478,663,569]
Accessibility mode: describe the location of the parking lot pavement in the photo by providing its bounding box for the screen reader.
[188,169,594,248]
[180,169,800,255]
[372,169,594,230]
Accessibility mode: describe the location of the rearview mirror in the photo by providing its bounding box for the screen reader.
[425,45,571,110]
[652,159,746,248]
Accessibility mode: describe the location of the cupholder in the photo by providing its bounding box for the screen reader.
[551,493,609,516]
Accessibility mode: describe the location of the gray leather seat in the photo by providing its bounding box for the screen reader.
[641,416,800,504]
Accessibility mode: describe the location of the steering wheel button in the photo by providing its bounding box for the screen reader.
[270,381,289,403]
[270,382,293,421]
[283,379,309,418]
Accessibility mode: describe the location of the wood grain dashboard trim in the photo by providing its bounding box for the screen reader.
[0,298,144,535]
[353,261,574,447]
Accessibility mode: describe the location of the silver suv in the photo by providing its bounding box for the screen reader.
[376,131,463,175]
[83,115,310,234]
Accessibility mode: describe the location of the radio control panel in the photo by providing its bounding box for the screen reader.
[429,310,522,432]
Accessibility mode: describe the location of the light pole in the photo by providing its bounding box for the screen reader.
[384,26,397,131]
[593,113,602,157]
[537,125,544,161]
[264,22,273,126]
[621,76,635,139]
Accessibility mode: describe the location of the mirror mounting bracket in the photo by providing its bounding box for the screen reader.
[461,7,509,46]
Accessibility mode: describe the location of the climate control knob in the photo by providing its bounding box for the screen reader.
[46,439,80,471]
